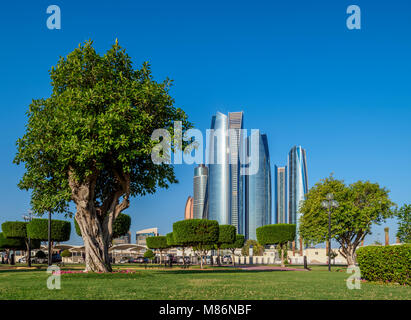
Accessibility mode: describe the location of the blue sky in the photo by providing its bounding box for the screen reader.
[0,0,410,246]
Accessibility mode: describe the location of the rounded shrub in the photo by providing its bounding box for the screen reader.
[357,244,410,285]
[146,236,169,250]
[173,219,219,246]
[256,224,296,245]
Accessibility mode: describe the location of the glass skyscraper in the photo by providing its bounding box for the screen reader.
[193,164,208,219]
[207,112,231,225]
[287,145,308,247]
[245,131,272,240]
[274,165,287,224]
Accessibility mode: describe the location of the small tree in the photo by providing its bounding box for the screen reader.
[144,249,155,263]
[221,234,245,266]
[2,222,41,267]
[256,224,296,267]
[166,232,187,265]
[216,225,236,266]
[173,219,219,269]
[395,204,411,243]
[146,236,169,264]
[299,176,394,266]
[241,239,264,257]
[0,232,27,265]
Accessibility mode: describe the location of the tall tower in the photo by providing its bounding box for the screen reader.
[184,196,194,219]
[207,112,231,225]
[245,131,272,240]
[193,164,208,219]
[287,146,308,247]
[228,111,244,234]
[274,165,287,224]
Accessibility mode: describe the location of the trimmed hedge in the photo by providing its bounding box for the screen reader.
[2,221,28,238]
[146,236,169,250]
[256,224,296,245]
[173,219,219,246]
[0,232,26,250]
[27,218,71,242]
[217,225,236,246]
[357,244,410,285]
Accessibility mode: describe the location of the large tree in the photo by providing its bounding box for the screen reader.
[299,176,394,267]
[14,40,191,272]
[395,204,410,243]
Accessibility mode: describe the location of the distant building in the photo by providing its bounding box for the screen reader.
[245,131,272,240]
[136,228,159,246]
[274,165,287,224]
[113,231,131,245]
[184,196,194,219]
[193,164,208,219]
[288,146,308,247]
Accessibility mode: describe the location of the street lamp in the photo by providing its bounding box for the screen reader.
[22,210,33,267]
[322,193,339,272]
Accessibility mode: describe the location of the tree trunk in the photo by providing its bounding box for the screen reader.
[217,248,221,266]
[75,212,111,273]
[200,255,203,269]
[281,244,285,268]
[339,244,357,268]
[231,249,235,267]
[25,239,31,268]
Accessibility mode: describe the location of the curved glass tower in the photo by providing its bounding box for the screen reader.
[207,112,231,225]
[193,164,208,219]
[245,131,272,240]
[288,145,308,247]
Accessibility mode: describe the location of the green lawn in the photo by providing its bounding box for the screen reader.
[0,264,409,300]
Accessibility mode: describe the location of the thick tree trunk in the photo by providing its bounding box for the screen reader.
[25,240,31,267]
[75,211,111,273]
[339,244,357,268]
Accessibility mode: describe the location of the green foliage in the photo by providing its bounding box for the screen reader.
[357,244,410,285]
[35,250,46,259]
[166,232,177,247]
[2,222,28,239]
[146,236,169,250]
[299,175,394,248]
[173,219,219,247]
[74,213,130,239]
[0,233,26,250]
[241,239,264,256]
[61,249,72,258]
[256,224,296,245]
[14,40,192,216]
[217,225,236,247]
[144,249,155,260]
[221,234,245,250]
[395,204,411,243]
[27,218,71,242]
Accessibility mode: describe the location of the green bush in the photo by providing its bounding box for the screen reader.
[173,219,219,246]
[0,232,26,250]
[146,236,169,250]
[217,225,236,246]
[61,249,72,258]
[357,244,410,285]
[27,219,71,242]
[256,224,296,245]
[144,249,155,260]
[2,221,28,238]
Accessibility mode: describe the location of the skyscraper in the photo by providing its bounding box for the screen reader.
[184,196,194,220]
[207,112,231,225]
[193,164,208,219]
[288,145,308,247]
[274,165,287,224]
[228,112,244,234]
[245,131,272,240]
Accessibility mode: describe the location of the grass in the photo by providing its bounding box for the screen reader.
[0,264,409,300]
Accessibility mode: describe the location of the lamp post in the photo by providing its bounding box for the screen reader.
[22,210,33,267]
[322,193,339,272]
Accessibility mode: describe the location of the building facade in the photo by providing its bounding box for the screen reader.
[113,231,131,245]
[287,145,308,247]
[274,165,287,224]
[245,131,272,240]
[184,196,194,219]
[207,112,231,225]
[136,228,159,247]
[193,164,208,219]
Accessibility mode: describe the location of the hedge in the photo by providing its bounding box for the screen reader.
[173,219,219,246]
[217,225,236,246]
[357,244,410,285]
[0,232,26,250]
[2,221,28,238]
[146,236,169,250]
[27,219,71,242]
[256,224,296,245]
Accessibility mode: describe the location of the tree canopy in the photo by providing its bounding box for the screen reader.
[395,204,410,243]
[256,224,296,246]
[74,212,130,239]
[27,219,71,242]
[146,236,169,250]
[217,225,236,247]
[0,232,26,250]
[299,175,394,266]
